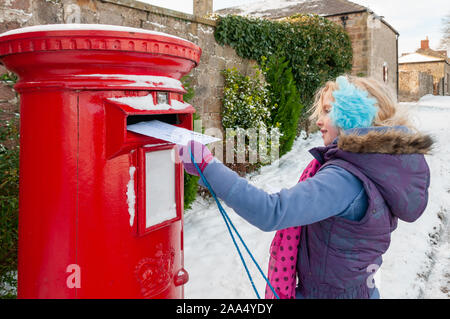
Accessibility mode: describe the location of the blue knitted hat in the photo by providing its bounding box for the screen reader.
[329,76,378,130]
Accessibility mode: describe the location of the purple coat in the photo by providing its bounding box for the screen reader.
[297,126,434,298]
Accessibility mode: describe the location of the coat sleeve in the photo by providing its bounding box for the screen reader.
[198,159,366,231]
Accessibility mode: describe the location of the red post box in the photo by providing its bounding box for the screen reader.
[0,24,202,298]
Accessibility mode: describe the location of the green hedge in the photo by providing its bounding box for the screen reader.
[0,118,19,298]
[214,14,353,108]
[181,75,200,210]
[0,73,19,298]
[262,54,303,157]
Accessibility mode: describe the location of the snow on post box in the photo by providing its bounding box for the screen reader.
[104,89,194,234]
[0,24,201,299]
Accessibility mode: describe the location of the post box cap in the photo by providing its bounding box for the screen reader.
[0,24,202,89]
[0,24,190,44]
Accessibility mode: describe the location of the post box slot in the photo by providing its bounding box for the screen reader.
[127,114,180,126]
[105,98,194,159]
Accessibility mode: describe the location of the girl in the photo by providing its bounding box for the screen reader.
[179,75,434,299]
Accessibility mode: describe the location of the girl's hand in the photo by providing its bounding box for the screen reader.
[178,140,213,176]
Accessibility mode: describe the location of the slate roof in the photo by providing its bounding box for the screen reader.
[215,0,368,19]
[399,53,445,64]
[215,0,399,35]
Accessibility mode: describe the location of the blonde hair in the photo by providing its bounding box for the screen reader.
[308,75,416,132]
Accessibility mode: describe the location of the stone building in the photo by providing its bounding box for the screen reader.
[399,38,450,101]
[216,0,400,99]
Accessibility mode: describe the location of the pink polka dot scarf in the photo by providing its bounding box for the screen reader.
[265,158,322,299]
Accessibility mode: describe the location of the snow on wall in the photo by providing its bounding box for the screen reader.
[0,8,33,24]
[219,0,307,17]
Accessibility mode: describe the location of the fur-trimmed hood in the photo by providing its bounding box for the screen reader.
[337,126,434,155]
[309,126,434,222]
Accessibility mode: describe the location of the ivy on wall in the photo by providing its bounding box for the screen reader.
[214,14,353,107]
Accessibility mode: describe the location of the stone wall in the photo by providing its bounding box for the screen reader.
[327,12,398,99]
[399,61,449,96]
[399,70,433,102]
[436,71,450,96]
[443,66,450,95]
[367,15,398,95]
[327,12,370,77]
[193,0,212,17]
[418,72,435,98]
[0,0,257,141]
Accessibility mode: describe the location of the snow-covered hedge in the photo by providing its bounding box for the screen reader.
[221,67,272,130]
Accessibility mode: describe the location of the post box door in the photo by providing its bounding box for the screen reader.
[145,148,177,228]
[135,144,186,298]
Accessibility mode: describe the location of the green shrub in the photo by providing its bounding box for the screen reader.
[221,67,272,130]
[262,54,303,157]
[220,57,303,160]
[183,168,199,210]
[221,67,280,172]
[0,93,19,298]
[181,76,200,210]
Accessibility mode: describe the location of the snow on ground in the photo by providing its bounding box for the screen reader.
[411,94,450,108]
[184,131,322,299]
[378,99,450,299]
[184,95,450,299]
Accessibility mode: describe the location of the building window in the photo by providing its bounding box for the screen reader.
[383,62,388,83]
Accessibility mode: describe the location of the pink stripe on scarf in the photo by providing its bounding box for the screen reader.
[265,159,322,299]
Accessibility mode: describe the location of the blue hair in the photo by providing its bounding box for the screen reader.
[330,76,378,130]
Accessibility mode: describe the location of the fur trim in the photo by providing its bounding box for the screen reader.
[338,129,435,154]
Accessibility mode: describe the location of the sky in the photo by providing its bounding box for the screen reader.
[138,0,449,55]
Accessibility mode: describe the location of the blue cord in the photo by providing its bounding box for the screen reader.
[188,147,280,299]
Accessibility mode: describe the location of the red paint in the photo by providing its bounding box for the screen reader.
[0,26,201,298]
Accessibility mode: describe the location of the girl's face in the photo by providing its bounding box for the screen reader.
[316,89,340,146]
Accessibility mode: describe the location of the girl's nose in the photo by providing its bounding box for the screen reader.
[316,116,323,128]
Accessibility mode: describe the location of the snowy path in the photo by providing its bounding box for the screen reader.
[402,101,450,299]
[184,96,450,299]
[422,214,450,298]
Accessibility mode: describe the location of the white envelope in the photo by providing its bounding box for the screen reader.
[127,120,221,146]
